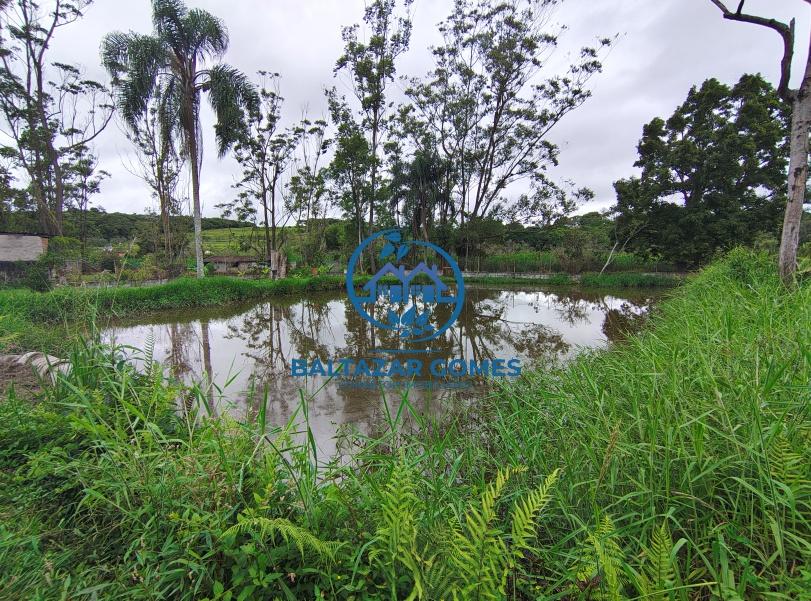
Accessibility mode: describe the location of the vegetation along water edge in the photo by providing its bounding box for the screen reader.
[0,249,808,599]
[0,271,681,355]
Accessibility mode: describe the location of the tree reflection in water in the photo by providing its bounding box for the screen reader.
[104,285,660,456]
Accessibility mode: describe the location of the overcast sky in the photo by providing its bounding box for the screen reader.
[49,0,811,219]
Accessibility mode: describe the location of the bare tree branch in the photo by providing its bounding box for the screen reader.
[709,0,795,99]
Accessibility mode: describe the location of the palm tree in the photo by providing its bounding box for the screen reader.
[101,0,258,277]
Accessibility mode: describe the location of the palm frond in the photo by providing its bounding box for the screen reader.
[152,0,188,58]
[155,77,183,151]
[204,64,259,156]
[101,32,169,129]
[184,8,228,59]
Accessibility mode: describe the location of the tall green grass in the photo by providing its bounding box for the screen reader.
[0,274,348,324]
[0,250,808,599]
[462,272,682,288]
[446,249,811,598]
[465,250,675,274]
[0,275,353,353]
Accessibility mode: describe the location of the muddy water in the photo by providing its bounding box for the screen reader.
[103,286,660,456]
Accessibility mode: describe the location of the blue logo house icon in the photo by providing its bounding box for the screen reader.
[346,229,465,343]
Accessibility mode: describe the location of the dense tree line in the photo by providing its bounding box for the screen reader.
[0,0,807,279]
[0,208,248,242]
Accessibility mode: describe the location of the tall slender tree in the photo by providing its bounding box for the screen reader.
[287,117,331,266]
[334,0,412,272]
[708,0,811,282]
[222,73,303,276]
[0,0,113,235]
[327,90,373,270]
[122,99,185,266]
[63,146,109,264]
[405,0,610,258]
[101,0,258,277]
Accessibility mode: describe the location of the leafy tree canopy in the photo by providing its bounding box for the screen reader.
[613,74,790,267]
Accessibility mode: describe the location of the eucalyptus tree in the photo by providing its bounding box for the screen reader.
[224,73,302,273]
[334,0,412,271]
[123,99,185,265]
[286,118,331,266]
[327,90,373,270]
[101,0,258,277]
[405,0,610,247]
[708,0,811,283]
[63,146,109,262]
[0,0,113,235]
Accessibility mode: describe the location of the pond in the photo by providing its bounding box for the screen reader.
[103,285,662,456]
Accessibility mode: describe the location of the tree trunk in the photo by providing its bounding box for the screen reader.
[261,184,271,265]
[600,241,619,275]
[188,131,204,278]
[778,62,811,283]
[270,170,278,270]
[160,194,172,265]
[157,143,173,265]
[368,118,378,273]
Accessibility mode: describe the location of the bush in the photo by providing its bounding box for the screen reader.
[45,236,82,260]
[18,259,51,292]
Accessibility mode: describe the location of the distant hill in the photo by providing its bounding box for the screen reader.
[0,210,252,243]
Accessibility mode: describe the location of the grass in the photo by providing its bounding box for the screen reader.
[464,250,676,274]
[201,226,310,256]
[0,274,350,354]
[0,249,808,599]
[462,272,682,288]
[201,226,263,254]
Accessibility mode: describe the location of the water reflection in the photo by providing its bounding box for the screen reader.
[104,286,660,455]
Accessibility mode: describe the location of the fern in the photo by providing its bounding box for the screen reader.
[767,433,809,493]
[447,466,523,600]
[575,515,626,601]
[223,514,341,563]
[510,468,561,566]
[636,522,678,601]
[367,464,560,600]
[369,456,424,601]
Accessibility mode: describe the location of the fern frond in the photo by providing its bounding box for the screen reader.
[223,516,341,562]
[369,456,425,599]
[445,466,525,600]
[637,522,677,601]
[768,433,809,492]
[594,516,624,601]
[574,515,626,601]
[510,468,560,565]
